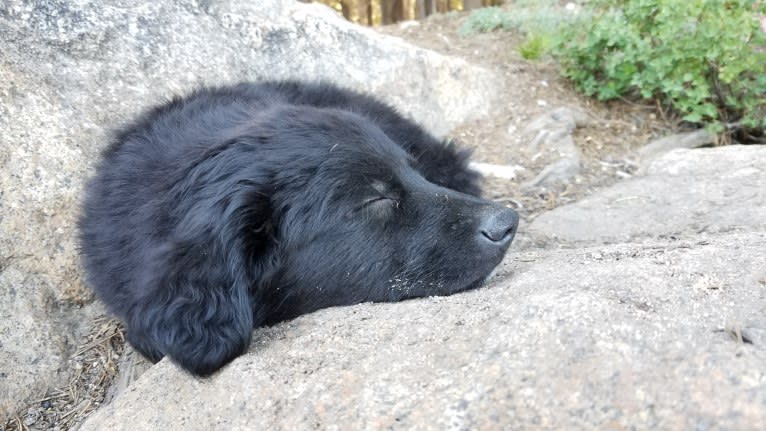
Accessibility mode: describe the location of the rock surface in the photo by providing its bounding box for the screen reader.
[520,107,590,187]
[638,129,715,163]
[81,233,766,430]
[0,0,496,419]
[528,145,766,245]
[0,271,98,421]
[81,145,766,430]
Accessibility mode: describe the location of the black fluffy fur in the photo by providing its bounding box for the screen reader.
[79,81,517,376]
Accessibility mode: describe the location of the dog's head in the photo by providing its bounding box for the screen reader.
[231,106,518,322]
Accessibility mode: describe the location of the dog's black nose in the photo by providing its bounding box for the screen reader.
[479,206,519,245]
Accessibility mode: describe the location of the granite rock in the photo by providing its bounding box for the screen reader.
[527,145,766,245]
[80,232,766,430]
[638,129,715,164]
[521,107,589,187]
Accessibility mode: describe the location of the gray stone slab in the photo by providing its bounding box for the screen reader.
[81,232,766,430]
[638,129,715,163]
[527,146,766,245]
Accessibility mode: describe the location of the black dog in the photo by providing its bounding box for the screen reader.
[79,81,518,376]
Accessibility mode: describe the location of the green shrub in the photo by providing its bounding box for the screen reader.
[553,0,766,137]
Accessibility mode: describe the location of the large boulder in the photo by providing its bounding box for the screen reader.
[0,0,497,419]
[527,145,766,245]
[80,230,766,430]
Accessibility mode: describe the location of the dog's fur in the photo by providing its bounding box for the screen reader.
[79,81,518,375]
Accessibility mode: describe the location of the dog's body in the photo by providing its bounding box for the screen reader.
[79,81,518,375]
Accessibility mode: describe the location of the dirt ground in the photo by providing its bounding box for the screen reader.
[3,8,675,431]
[380,11,673,219]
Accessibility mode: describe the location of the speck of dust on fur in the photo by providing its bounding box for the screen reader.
[388,277,445,296]
[389,277,414,295]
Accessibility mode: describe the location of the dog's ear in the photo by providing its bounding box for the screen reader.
[412,139,482,197]
[126,146,277,376]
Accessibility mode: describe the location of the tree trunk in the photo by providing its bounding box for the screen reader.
[425,0,436,15]
[340,0,352,21]
[415,0,425,18]
[464,0,482,11]
[381,0,392,24]
[366,0,374,25]
[392,0,405,22]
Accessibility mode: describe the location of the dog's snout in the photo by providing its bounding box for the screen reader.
[479,206,519,245]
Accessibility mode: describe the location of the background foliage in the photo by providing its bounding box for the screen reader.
[317,0,766,142]
[458,0,766,142]
[553,0,766,141]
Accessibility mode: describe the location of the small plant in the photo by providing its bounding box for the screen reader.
[458,7,513,35]
[553,0,766,140]
[459,4,589,61]
[518,33,551,60]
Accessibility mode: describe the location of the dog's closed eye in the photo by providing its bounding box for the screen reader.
[363,195,397,208]
[364,196,393,205]
[360,181,400,209]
